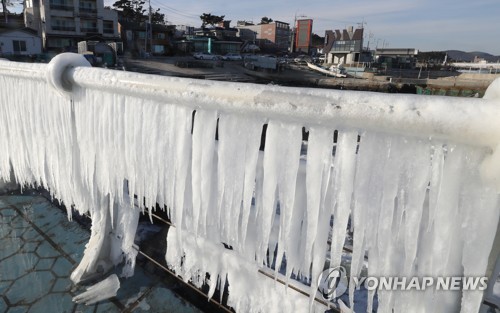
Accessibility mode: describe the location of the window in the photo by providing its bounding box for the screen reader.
[152,45,164,54]
[51,17,75,31]
[80,19,97,32]
[13,40,27,53]
[156,33,165,39]
[79,1,96,13]
[103,20,114,34]
[49,0,73,10]
[47,38,72,48]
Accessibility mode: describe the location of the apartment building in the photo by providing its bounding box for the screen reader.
[236,20,290,52]
[294,19,313,53]
[24,0,119,51]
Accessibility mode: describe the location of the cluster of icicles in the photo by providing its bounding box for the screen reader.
[0,60,498,313]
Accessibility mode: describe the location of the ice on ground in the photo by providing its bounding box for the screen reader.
[72,274,120,305]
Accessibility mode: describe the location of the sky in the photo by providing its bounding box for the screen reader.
[8,0,500,55]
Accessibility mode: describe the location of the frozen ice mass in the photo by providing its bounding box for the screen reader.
[0,53,499,312]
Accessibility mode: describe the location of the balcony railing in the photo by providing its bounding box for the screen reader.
[78,6,97,13]
[103,27,114,34]
[80,27,98,33]
[0,54,499,313]
[51,25,75,31]
[49,3,74,10]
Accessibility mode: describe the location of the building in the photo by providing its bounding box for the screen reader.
[236,21,260,42]
[236,20,290,52]
[175,21,241,55]
[323,26,363,64]
[193,24,238,40]
[294,19,312,53]
[178,35,241,55]
[0,13,25,28]
[0,28,42,56]
[174,25,194,38]
[260,21,290,51]
[0,14,42,58]
[119,21,175,56]
[374,48,419,69]
[24,0,120,51]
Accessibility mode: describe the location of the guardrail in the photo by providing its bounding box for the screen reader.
[0,53,499,313]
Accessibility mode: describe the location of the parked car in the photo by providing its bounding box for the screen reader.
[193,52,219,60]
[222,53,242,61]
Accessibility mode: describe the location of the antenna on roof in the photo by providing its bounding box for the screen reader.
[357,19,367,29]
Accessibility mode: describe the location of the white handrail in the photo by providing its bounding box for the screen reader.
[64,66,500,149]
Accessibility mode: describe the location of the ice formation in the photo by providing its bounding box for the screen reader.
[72,274,120,305]
[0,54,499,312]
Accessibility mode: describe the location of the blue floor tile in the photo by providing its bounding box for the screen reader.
[29,293,74,313]
[0,195,203,313]
[35,257,55,271]
[51,277,72,293]
[0,253,37,280]
[6,271,55,305]
[51,256,74,277]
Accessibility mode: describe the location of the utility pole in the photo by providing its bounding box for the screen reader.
[289,14,296,53]
[148,0,152,54]
[2,0,8,23]
[144,0,151,55]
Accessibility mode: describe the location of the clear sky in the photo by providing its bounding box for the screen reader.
[119,0,500,55]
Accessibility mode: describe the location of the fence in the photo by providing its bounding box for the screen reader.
[0,53,499,313]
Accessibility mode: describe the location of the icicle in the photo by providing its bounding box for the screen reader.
[303,126,333,274]
[191,109,218,237]
[72,274,120,305]
[172,106,193,235]
[349,132,388,309]
[458,148,499,313]
[257,120,302,271]
[329,130,358,269]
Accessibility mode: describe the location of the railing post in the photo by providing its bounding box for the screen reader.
[46,52,90,96]
[481,219,500,311]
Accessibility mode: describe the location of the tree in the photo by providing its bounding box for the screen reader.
[1,0,11,23]
[311,33,325,47]
[200,13,224,28]
[151,9,165,25]
[113,0,146,23]
[260,16,273,24]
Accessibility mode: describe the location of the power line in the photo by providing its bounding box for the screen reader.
[149,0,199,21]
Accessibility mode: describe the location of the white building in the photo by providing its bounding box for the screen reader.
[24,0,119,51]
[0,29,42,56]
[324,26,364,64]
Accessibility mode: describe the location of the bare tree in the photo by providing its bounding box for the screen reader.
[2,0,10,23]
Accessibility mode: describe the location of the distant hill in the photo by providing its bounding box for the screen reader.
[444,50,500,62]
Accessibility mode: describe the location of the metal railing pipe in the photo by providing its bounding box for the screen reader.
[65,66,500,150]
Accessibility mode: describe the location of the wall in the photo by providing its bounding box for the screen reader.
[0,30,42,55]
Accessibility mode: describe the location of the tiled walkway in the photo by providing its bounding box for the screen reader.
[0,195,202,313]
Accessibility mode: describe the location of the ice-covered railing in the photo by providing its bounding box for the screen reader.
[1,53,499,312]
